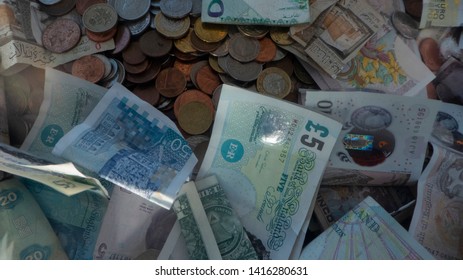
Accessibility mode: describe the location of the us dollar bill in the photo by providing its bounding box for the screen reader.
[195,175,259,260]
[0,178,68,260]
[420,0,463,28]
[201,0,311,26]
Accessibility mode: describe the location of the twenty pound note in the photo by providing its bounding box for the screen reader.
[198,84,342,259]
[52,83,197,209]
[201,0,310,26]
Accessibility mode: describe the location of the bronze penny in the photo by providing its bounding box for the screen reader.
[86,26,117,43]
[40,0,77,17]
[76,0,107,15]
[174,89,214,119]
[419,38,444,72]
[196,65,221,95]
[255,37,277,63]
[125,62,161,84]
[173,59,195,82]
[123,59,150,74]
[189,60,209,88]
[42,19,81,54]
[155,67,187,98]
[122,41,147,65]
[71,55,105,83]
[133,83,161,106]
[140,30,173,58]
[111,24,131,55]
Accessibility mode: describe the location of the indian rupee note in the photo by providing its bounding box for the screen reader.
[0,178,68,260]
[172,181,222,260]
[420,0,463,28]
[21,68,107,163]
[195,175,259,260]
[409,144,463,259]
[93,186,176,260]
[52,83,197,209]
[201,0,310,26]
[197,84,342,259]
[300,90,441,186]
[299,196,435,259]
[22,178,108,260]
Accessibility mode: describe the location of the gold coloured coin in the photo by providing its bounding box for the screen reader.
[155,12,190,39]
[193,17,228,43]
[270,27,294,46]
[256,67,291,99]
[177,101,214,135]
[174,28,196,54]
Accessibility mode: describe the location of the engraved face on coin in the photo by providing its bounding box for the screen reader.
[159,0,192,19]
[42,19,81,53]
[82,3,118,33]
[391,11,419,39]
[256,67,291,99]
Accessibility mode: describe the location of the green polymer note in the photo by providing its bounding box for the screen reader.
[0,178,68,260]
[196,175,258,260]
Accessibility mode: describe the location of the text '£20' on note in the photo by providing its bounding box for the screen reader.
[52,83,197,209]
[301,90,441,186]
[198,84,342,259]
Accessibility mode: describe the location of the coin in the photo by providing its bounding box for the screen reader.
[177,101,214,135]
[111,25,131,55]
[237,25,269,39]
[419,38,444,72]
[155,12,190,39]
[160,0,192,19]
[256,67,291,99]
[93,54,113,78]
[190,60,209,88]
[265,54,294,76]
[194,18,228,43]
[40,0,76,16]
[228,33,260,62]
[208,55,225,74]
[82,3,118,33]
[190,0,202,16]
[173,59,194,81]
[42,19,81,53]
[125,61,161,84]
[115,0,150,20]
[174,29,196,54]
[155,67,187,98]
[226,56,263,82]
[210,37,230,57]
[122,41,147,65]
[123,59,150,74]
[133,83,161,106]
[391,11,419,39]
[196,65,221,95]
[71,55,105,83]
[86,26,117,43]
[190,30,221,53]
[255,37,277,63]
[140,30,173,58]
[293,58,315,85]
[76,0,107,15]
[270,27,294,46]
[174,89,213,118]
[404,0,423,19]
[127,12,151,37]
[38,0,62,5]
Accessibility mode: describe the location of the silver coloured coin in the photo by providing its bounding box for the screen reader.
[82,3,118,33]
[115,0,151,21]
[391,11,419,39]
[160,0,192,19]
[127,12,151,37]
[228,33,260,63]
[38,0,62,5]
[226,56,263,82]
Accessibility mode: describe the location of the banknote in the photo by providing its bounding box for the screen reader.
[195,175,258,260]
[432,57,463,105]
[197,84,342,259]
[300,90,441,186]
[290,0,384,77]
[409,144,463,259]
[22,178,108,260]
[21,68,107,163]
[299,196,434,259]
[158,221,190,260]
[52,83,197,209]
[314,185,416,229]
[0,178,68,260]
[0,142,107,196]
[430,102,463,155]
[0,77,9,180]
[420,0,463,28]
[201,0,310,26]
[0,1,114,75]
[93,186,176,260]
[173,181,222,260]
[297,23,435,96]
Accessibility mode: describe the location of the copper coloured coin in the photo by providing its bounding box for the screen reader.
[111,25,131,55]
[155,67,187,98]
[72,55,105,83]
[133,83,161,106]
[125,62,161,84]
[196,65,221,95]
[76,0,107,15]
[123,59,150,74]
[255,37,277,63]
[140,30,173,58]
[86,26,117,43]
[419,38,444,72]
[122,41,147,65]
[42,19,81,53]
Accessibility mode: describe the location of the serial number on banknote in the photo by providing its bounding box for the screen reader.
[248,266,309,276]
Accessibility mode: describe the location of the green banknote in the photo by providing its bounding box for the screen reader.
[172,181,222,260]
[201,0,310,26]
[198,85,342,259]
[420,0,463,28]
[0,178,68,260]
[195,175,258,260]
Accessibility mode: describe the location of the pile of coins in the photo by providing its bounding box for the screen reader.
[37,0,319,138]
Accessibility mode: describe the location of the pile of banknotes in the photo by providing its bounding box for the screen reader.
[0,0,462,260]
